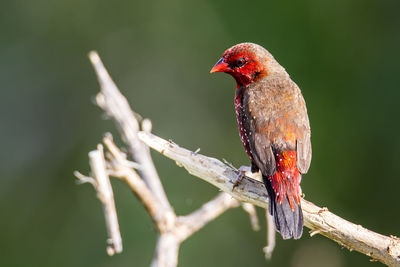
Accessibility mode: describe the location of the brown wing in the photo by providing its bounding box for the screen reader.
[253,132,276,176]
[242,74,311,175]
[241,86,276,176]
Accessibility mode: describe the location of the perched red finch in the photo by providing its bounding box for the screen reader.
[210,43,311,239]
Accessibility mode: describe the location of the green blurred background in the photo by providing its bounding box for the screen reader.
[1,0,399,266]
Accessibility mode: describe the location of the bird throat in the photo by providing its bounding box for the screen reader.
[232,74,253,88]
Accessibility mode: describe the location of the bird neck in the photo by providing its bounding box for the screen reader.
[235,85,247,103]
[234,85,249,118]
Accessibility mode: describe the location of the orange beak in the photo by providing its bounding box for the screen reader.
[210,58,230,73]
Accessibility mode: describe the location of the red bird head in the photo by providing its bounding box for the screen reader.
[210,43,285,87]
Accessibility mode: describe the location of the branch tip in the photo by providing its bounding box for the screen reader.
[88,51,100,65]
[74,171,97,186]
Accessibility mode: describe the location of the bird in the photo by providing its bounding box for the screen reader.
[210,43,311,239]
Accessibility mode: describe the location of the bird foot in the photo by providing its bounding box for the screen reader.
[233,166,252,190]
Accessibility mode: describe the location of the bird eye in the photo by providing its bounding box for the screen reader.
[236,58,246,67]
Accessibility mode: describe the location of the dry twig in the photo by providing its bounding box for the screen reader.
[76,145,123,256]
[263,211,276,260]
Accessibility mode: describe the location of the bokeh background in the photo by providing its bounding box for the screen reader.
[1,0,400,266]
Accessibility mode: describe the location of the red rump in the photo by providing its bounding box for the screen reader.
[268,151,301,210]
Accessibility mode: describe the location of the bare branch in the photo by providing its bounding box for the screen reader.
[103,135,175,232]
[176,193,240,241]
[138,131,400,266]
[138,132,269,205]
[100,133,244,266]
[264,211,276,260]
[151,234,180,267]
[88,145,123,256]
[242,203,261,231]
[88,51,172,212]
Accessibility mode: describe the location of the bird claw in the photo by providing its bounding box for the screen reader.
[233,166,252,190]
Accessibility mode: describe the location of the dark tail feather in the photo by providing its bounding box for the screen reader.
[263,175,303,239]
